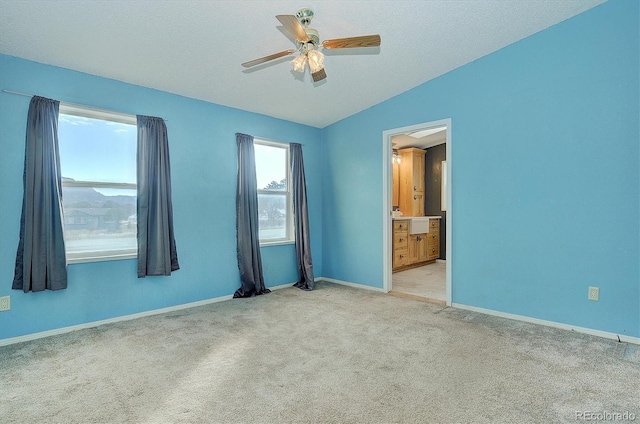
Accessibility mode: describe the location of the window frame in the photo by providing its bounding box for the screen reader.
[58,103,138,263]
[254,138,294,246]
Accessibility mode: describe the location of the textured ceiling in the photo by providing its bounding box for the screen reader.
[0,0,606,128]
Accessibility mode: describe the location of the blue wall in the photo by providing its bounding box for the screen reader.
[321,0,639,337]
[0,55,323,340]
[1,0,638,342]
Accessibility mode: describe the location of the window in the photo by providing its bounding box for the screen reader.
[58,104,137,262]
[254,139,293,244]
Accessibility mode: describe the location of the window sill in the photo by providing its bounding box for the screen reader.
[259,240,295,248]
[67,252,137,264]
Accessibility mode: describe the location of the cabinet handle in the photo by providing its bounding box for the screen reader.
[432,248,436,253]
[400,254,405,258]
[399,238,404,242]
[432,234,436,239]
[413,185,417,191]
[413,195,417,200]
[399,224,404,228]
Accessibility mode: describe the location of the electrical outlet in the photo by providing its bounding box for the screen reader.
[0,296,10,311]
[588,286,599,301]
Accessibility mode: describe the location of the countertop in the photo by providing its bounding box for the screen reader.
[392,216,441,220]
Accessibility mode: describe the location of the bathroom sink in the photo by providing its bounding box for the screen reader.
[409,217,431,234]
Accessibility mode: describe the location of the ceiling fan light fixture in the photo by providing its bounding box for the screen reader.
[311,68,327,82]
[307,49,325,73]
[291,54,307,72]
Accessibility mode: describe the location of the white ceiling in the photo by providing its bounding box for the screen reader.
[393,130,447,151]
[0,0,606,128]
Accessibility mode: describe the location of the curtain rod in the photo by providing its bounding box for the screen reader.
[251,134,305,147]
[1,89,165,121]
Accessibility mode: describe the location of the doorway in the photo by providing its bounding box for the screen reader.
[382,119,452,305]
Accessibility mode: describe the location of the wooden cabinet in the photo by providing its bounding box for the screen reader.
[398,148,426,217]
[393,218,440,272]
[408,234,428,263]
[427,219,440,260]
[392,220,409,269]
[412,151,425,193]
[413,193,425,216]
[392,160,400,207]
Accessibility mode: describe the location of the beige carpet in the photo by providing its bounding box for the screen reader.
[1,282,638,423]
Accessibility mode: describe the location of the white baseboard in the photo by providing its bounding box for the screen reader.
[452,303,640,346]
[5,282,635,347]
[318,277,386,293]
[0,294,241,347]
[0,281,304,347]
[267,282,295,291]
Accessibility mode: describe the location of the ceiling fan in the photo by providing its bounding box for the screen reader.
[241,7,381,82]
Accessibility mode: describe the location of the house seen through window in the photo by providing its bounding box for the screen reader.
[254,139,293,244]
[58,104,137,262]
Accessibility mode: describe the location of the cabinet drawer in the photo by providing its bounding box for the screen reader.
[393,220,409,231]
[428,245,439,260]
[429,219,440,231]
[393,233,408,248]
[393,249,409,267]
[427,231,439,246]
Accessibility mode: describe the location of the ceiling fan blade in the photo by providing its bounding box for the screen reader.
[322,35,381,49]
[276,14,310,43]
[241,49,296,68]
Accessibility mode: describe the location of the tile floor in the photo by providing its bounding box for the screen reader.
[391,261,446,303]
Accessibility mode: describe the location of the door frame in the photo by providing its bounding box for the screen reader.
[381,118,452,306]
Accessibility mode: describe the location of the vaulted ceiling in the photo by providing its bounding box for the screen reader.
[0,0,606,128]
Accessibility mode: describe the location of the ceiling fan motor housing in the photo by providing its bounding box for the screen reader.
[295,8,319,47]
[303,27,320,46]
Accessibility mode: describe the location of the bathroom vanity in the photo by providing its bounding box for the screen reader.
[392,216,441,272]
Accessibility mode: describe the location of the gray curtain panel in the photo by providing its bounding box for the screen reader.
[234,133,270,298]
[13,96,67,292]
[290,143,314,290]
[136,115,179,277]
